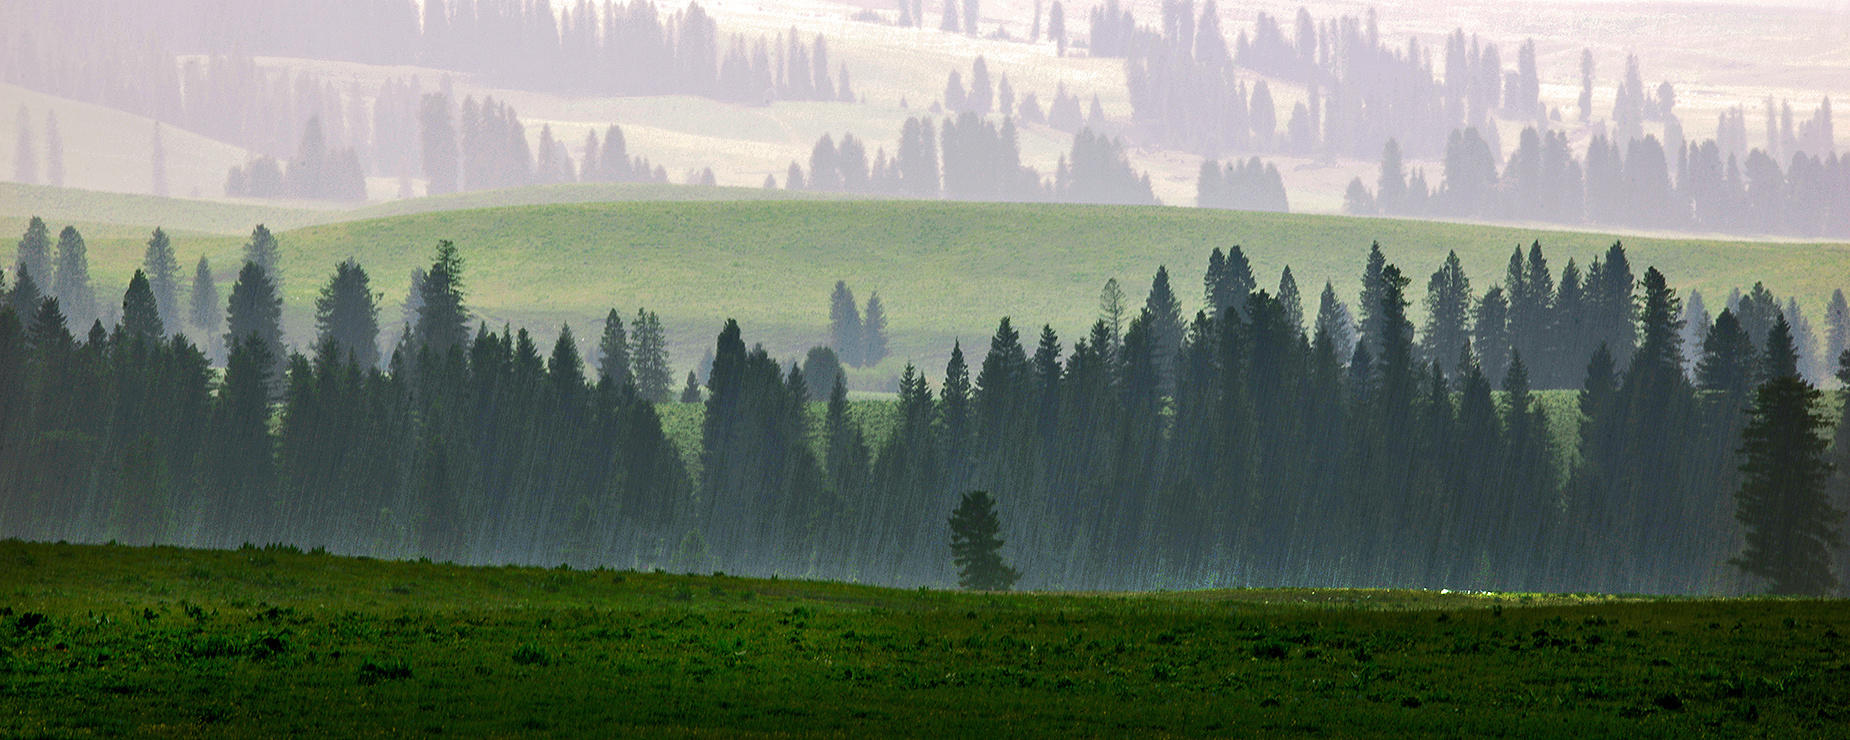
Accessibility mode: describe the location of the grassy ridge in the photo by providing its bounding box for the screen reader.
[7,185,1850,381]
[2,540,1844,736]
[252,199,1850,378]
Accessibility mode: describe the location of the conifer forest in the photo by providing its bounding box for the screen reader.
[2,223,1845,597]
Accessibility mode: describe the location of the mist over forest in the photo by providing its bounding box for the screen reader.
[1,0,1848,600]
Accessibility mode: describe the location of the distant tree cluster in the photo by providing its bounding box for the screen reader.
[226,117,367,200]
[0,0,849,193]
[1350,116,1850,238]
[1107,4,1467,162]
[11,106,65,187]
[0,0,854,112]
[827,281,889,369]
[11,218,97,331]
[1195,157,1288,212]
[420,95,667,196]
[781,119,1154,205]
[595,307,676,402]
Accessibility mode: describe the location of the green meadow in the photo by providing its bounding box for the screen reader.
[1,540,1844,737]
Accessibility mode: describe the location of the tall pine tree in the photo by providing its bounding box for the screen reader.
[1730,315,1842,595]
[225,261,285,383]
[120,269,163,342]
[314,259,381,368]
[190,257,221,359]
[142,228,182,330]
[415,240,469,354]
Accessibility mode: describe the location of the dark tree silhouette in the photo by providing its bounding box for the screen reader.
[414,241,469,355]
[142,228,182,331]
[225,261,284,381]
[314,259,381,368]
[949,490,1019,590]
[1731,316,1842,595]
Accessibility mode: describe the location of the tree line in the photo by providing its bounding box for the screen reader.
[780,116,1155,205]
[0,0,849,193]
[828,281,890,369]
[420,95,668,196]
[11,106,65,188]
[225,117,368,201]
[1351,119,1850,238]
[3,230,1844,594]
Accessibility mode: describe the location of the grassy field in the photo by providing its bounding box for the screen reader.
[2,539,1844,736]
[8,187,1850,383]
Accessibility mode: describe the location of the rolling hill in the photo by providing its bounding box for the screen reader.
[6,183,1850,383]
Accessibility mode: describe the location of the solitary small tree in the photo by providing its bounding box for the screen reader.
[949,490,1020,590]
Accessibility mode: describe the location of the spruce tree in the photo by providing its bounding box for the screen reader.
[1031,324,1062,421]
[631,309,673,402]
[1373,263,1416,400]
[27,296,71,354]
[314,259,381,368]
[8,264,41,321]
[1277,266,1303,335]
[974,317,1028,448]
[548,324,585,395]
[862,292,889,367]
[596,308,632,386]
[1314,280,1356,362]
[1224,247,1257,310]
[1203,248,1228,313]
[949,490,1020,590]
[1590,242,1636,366]
[190,256,221,358]
[226,261,285,382]
[1730,315,1843,595]
[1632,268,1687,385]
[16,217,51,290]
[243,225,282,292]
[829,280,863,367]
[142,228,182,330]
[51,225,94,328]
[1423,250,1473,376]
[1098,277,1127,350]
[1696,308,1757,398]
[415,240,469,354]
[940,341,973,458]
[1143,266,1183,393]
[121,269,163,342]
[680,371,702,402]
[1357,241,1387,355]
